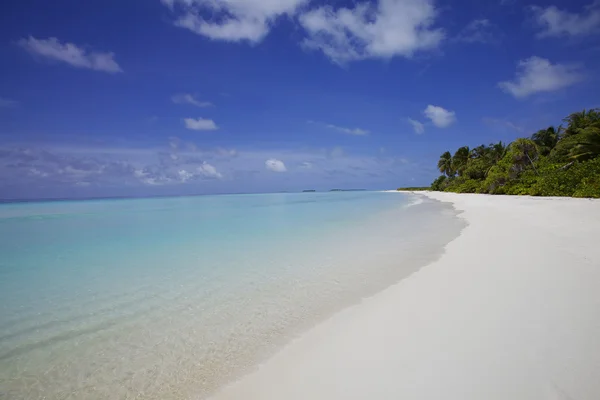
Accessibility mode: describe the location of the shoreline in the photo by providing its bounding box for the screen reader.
[211,192,600,400]
[0,192,463,400]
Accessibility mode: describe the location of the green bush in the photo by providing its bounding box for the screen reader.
[530,158,600,197]
[427,107,600,198]
[455,179,482,193]
[443,177,482,193]
[503,169,540,195]
[430,175,448,191]
[548,135,583,162]
[573,174,600,198]
[482,165,508,194]
[463,158,489,180]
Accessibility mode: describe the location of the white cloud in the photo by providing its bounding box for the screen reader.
[265,158,287,172]
[197,162,222,179]
[0,97,18,108]
[177,166,222,182]
[407,118,425,134]
[299,0,444,64]
[164,0,308,43]
[184,117,218,131]
[308,120,370,135]
[1,143,425,196]
[172,93,212,107]
[325,123,370,136]
[178,169,195,182]
[423,105,456,128]
[498,56,583,98]
[17,36,122,73]
[532,2,600,38]
[455,19,497,44]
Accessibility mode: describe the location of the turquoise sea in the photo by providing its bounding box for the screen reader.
[0,192,464,399]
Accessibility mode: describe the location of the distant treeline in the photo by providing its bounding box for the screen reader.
[396,187,430,191]
[428,108,600,198]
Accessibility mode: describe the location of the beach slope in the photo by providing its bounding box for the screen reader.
[211,193,600,400]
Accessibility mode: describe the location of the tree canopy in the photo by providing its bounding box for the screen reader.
[430,108,600,198]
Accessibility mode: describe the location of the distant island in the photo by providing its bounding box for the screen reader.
[301,189,367,193]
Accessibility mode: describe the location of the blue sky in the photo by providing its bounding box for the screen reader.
[0,0,599,199]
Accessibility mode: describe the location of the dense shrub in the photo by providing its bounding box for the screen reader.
[482,165,509,194]
[530,158,600,197]
[428,108,600,198]
[573,174,600,198]
[463,158,489,180]
[430,175,448,191]
[454,179,482,193]
[548,135,583,162]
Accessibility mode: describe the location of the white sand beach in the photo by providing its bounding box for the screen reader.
[211,192,600,400]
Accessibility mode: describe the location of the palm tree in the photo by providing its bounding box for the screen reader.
[437,151,454,176]
[452,146,470,176]
[531,126,560,155]
[470,145,487,159]
[509,138,539,175]
[488,141,506,163]
[562,109,600,137]
[570,125,600,161]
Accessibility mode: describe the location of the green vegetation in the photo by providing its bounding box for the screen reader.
[396,187,430,191]
[430,108,600,198]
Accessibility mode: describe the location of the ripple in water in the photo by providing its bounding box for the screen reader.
[0,192,465,399]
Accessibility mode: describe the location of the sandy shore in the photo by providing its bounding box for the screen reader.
[211,192,600,400]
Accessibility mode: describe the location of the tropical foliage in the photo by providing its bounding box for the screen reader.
[430,108,600,198]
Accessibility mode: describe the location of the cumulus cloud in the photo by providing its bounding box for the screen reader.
[407,118,425,134]
[163,0,308,43]
[423,105,456,128]
[184,117,218,131]
[455,19,497,44]
[0,142,425,198]
[299,0,444,63]
[0,144,227,191]
[176,162,222,182]
[177,169,195,183]
[197,162,222,179]
[532,2,600,38]
[17,36,122,73]
[0,147,136,187]
[498,56,583,98]
[172,93,212,107]
[265,158,287,172]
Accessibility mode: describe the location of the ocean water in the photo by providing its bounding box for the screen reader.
[0,192,464,400]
